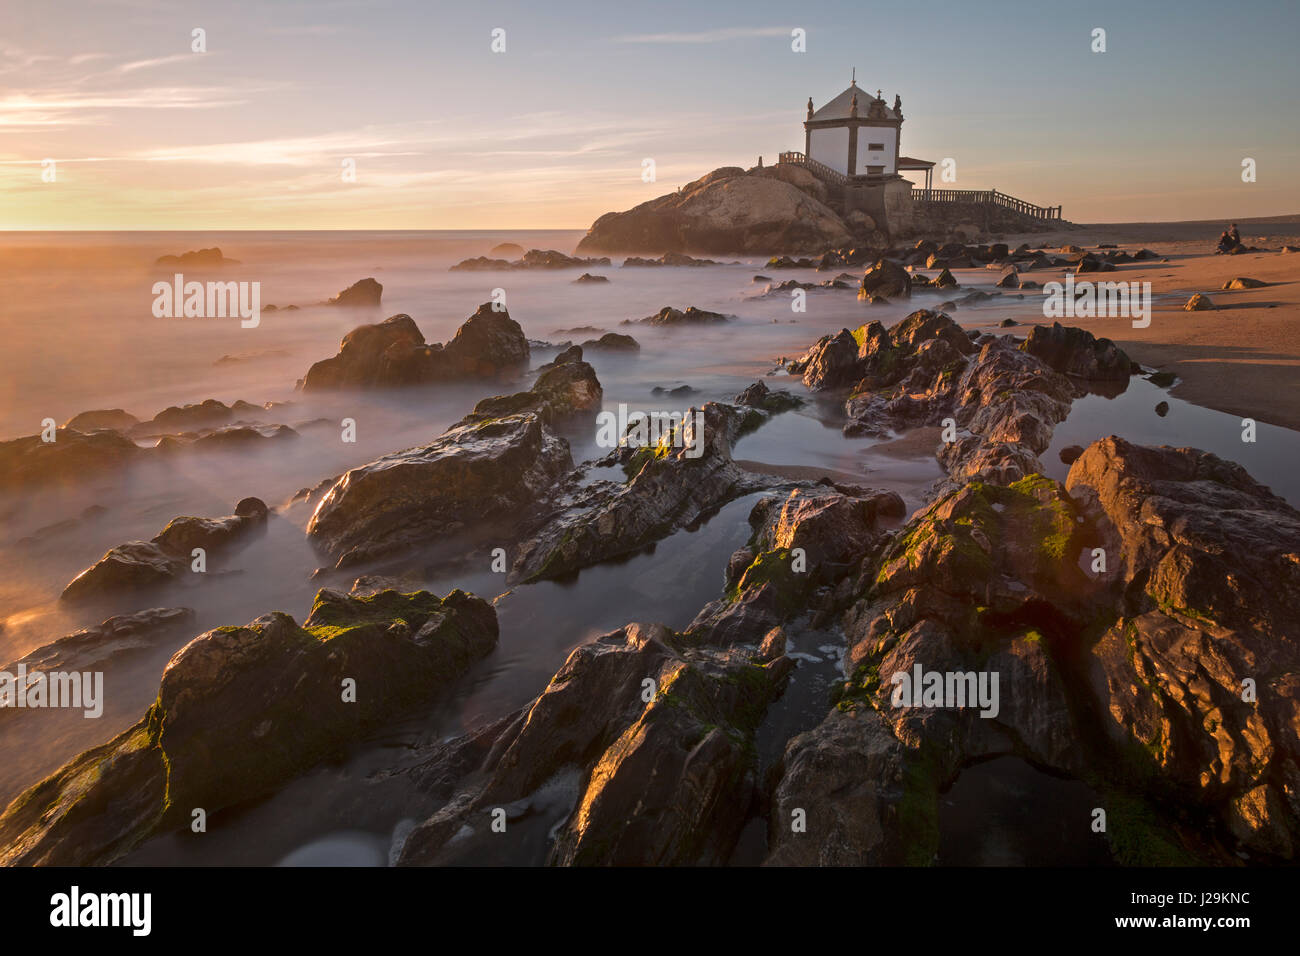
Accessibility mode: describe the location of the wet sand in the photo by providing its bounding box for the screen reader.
[986,218,1300,431]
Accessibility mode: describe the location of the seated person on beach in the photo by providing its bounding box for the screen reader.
[1217,225,1241,253]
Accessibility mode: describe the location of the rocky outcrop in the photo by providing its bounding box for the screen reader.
[63,409,140,433]
[130,399,272,437]
[328,277,383,307]
[304,358,600,573]
[622,253,723,267]
[454,357,603,428]
[154,247,238,267]
[1222,277,1266,290]
[3,607,195,676]
[0,428,142,491]
[766,435,1300,866]
[581,332,639,352]
[767,473,1102,866]
[1021,322,1132,381]
[733,380,801,413]
[576,167,853,255]
[397,621,791,866]
[858,258,912,299]
[450,250,611,271]
[154,423,298,453]
[60,498,269,603]
[0,585,497,865]
[937,339,1076,486]
[687,483,904,645]
[1066,437,1300,858]
[791,310,974,394]
[1185,293,1215,311]
[788,310,976,439]
[623,306,730,327]
[306,414,572,568]
[510,402,778,582]
[300,305,528,391]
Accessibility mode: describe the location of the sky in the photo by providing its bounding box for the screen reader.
[1,0,1298,229]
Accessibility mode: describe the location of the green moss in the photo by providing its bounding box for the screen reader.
[1102,791,1200,866]
[728,548,806,615]
[834,661,883,712]
[898,748,942,866]
[622,441,672,480]
[304,587,445,638]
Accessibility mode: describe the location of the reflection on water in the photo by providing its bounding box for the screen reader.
[1044,375,1300,504]
[1,232,1294,865]
[938,756,1114,866]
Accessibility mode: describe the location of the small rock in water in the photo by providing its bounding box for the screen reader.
[1146,370,1176,388]
[1059,445,1085,465]
[1155,401,1170,417]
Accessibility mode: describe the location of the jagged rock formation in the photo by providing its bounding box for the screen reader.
[0,585,497,866]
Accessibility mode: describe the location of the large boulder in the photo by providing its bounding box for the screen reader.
[63,409,140,433]
[624,306,730,327]
[0,428,142,491]
[0,586,497,865]
[1021,322,1132,381]
[576,168,853,255]
[510,402,779,582]
[306,414,572,567]
[1067,437,1300,857]
[397,622,792,866]
[455,359,603,428]
[327,277,383,307]
[858,258,912,299]
[61,498,269,603]
[300,305,529,391]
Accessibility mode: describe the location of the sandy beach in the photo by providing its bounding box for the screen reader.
[990,217,1300,430]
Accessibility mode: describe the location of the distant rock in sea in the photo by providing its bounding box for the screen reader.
[328,277,383,307]
[450,249,611,272]
[622,253,723,267]
[581,332,639,351]
[490,242,525,258]
[622,306,731,327]
[300,305,529,391]
[63,409,140,433]
[573,272,609,284]
[154,247,239,267]
[61,498,269,603]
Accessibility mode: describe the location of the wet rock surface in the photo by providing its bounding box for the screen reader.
[301,305,529,391]
[0,585,497,865]
[60,498,269,603]
[576,166,853,255]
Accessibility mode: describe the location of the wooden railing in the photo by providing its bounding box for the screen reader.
[778,152,1062,221]
[778,151,848,186]
[913,187,1062,221]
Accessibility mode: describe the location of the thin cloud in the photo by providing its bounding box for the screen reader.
[116,53,196,74]
[613,26,791,44]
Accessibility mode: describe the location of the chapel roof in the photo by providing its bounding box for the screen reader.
[809,81,900,122]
